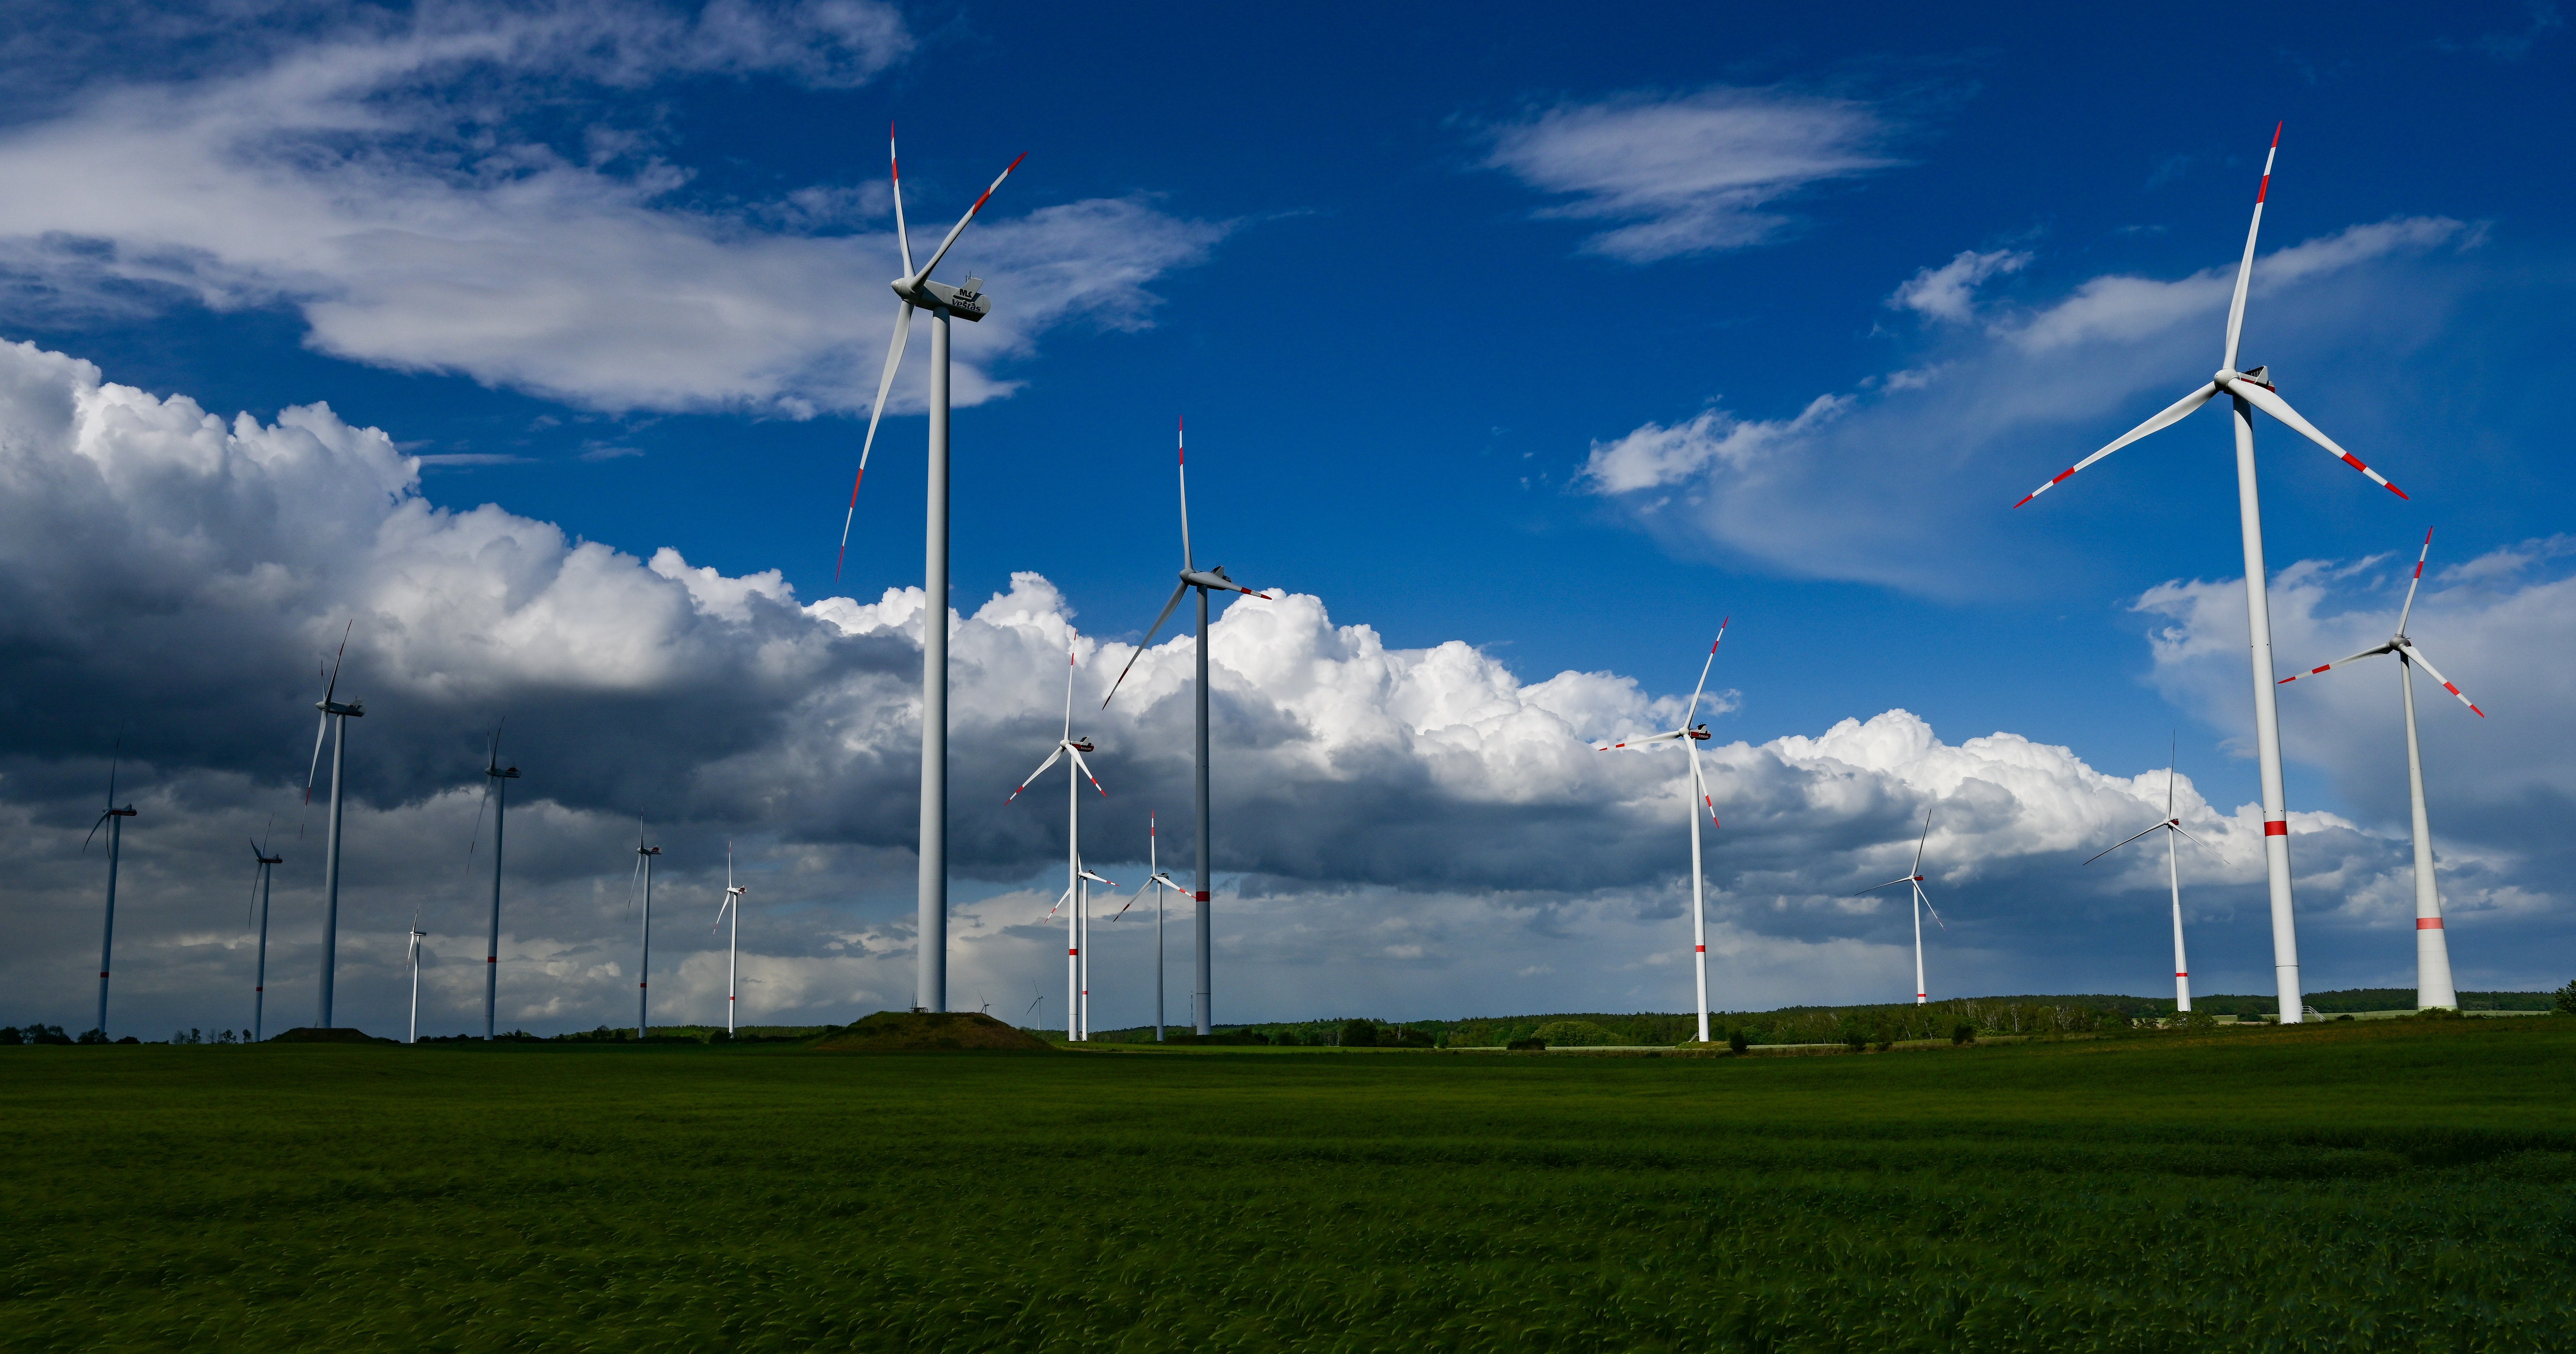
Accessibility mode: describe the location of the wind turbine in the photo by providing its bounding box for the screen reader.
[1854,805,1944,1005]
[304,622,364,1028]
[2012,124,2409,1025]
[405,910,427,1044]
[82,748,137,1040]
[631,826,661,1041]
[1594,624,1728,1043]
[833,126,1024,1017]
[473,724,521,1040]
[1102,418,1275,1035]
[2085,742,2205,1011]
[2278,528,2485,1009]
[1110,811,1182,1042]
[1007,648,1108,1041]
[712,844,747,1035]
[249,833,281,1042]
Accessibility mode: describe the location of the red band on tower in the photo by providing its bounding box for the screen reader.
[2264,820,2288,837]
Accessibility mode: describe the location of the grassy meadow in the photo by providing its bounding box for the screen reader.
[5,1016,2573,1352]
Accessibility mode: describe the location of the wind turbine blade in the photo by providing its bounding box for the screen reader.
[2397,527,2433,636]
[888,124,913,277]
[837,301,915,580]
[1079,867,1114,886]
[304,710,330,803]
[2166,736,2177,818]
[2395,640,2485,717]
[1068,748,1108,798]
[2172,826,2209,851]
[1046,884,1072,919]
[1061,647,1076,739]
[1595,730,1686,752]
[1911,804,1933,875]
[913,152,1026,284]
[1004,747,1067,804]
[1852,877,1915,897]
[1687,740,1719,828]
[2223,122,2281,374]
[2228,380,2407,499]
[2015,383,2219,508]
[2277,642,2396,686]
[1917,882,1946,930]
[2084,821,2172,867]
[1151,871,1183,891]
[321,619,352,707]
[1682,622,1727,725]
[1102,581,1191,709]
[1176,417,1193,572]
[82,809,108,854]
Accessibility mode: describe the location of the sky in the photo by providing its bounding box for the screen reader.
[4,0,2573,1039]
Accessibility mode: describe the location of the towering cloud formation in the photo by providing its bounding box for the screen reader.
[0,338,2549,1037]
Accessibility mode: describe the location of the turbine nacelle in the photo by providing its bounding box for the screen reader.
[317,699,365,717]
[893,274,989,321]
[1686,724,1712,741]
[2217,365,2273,392]
[1181,566,1257,595]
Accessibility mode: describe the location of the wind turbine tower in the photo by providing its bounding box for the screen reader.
[85,753,137,1039]
[481,727,520,1039]
[1595,624,1729,1042]
[2279,529,2485,1009]
[1856,806,1945,1004]
[1007,648,1108,1041]
[304,626,364,1028]
[714,845,747,1035]
[249,837,281,1041]
[2013,125,2410,1023]
[2085,744,2205,1011]
[1103,418,1277,1035]
[633,828,661,1041]
[835,127,1024,1016]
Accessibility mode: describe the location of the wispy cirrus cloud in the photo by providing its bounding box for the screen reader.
[1482,85,1899,262]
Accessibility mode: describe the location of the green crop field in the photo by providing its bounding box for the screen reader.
[6,1017,2573,1352]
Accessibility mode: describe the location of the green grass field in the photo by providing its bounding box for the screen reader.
[6,1018,2573,1352]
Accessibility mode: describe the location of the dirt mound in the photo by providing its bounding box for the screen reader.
[810,1011,1055,1053]
[269,1027,392,1044]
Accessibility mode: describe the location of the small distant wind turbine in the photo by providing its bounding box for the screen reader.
[2012,125,2410,1025]
[834,125,1025,1019]
[82,746,137,1040]
[1595,624,1728,1042]
[304,621,364,1028]
[1855,805,1944,1005]
[1009,648,1109,1041]
[2085,741,2205,1011]
[1102,417,1276,1035]
[248,831,280,1042]
[472,723,521,1041]
[405,909,428,1044]
[631,826,661,1041]
[1110,812,1182,1042]
[2278,528,2485,1010]
[712,844,747,1035]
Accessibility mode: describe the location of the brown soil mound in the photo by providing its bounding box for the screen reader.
[810,1010,1055,1053]
[269,1027,392,1044]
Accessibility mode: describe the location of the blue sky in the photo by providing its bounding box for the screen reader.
[3,0,2572,1036]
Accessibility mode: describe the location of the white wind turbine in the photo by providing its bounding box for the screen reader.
[712,844,747,1035]
[248,831,281,1042]
[1594,624,1728,1043]
[2012,123,2411,1024]
[1109,811,1183,1042]
[1007,648,1109,1041]
[2085,742,2206,1012]
[470,723,521,1040]
[82,747,137,1040]
[303,621,364,1029]
[1072,864,1113,1040]
[834,126,1024,1017]
[1102,418,1276,1035]
[2278,528,2485,1010]
[630,826,661,1041]
[405,909,427,1044]
[1854,806,1944,1005]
